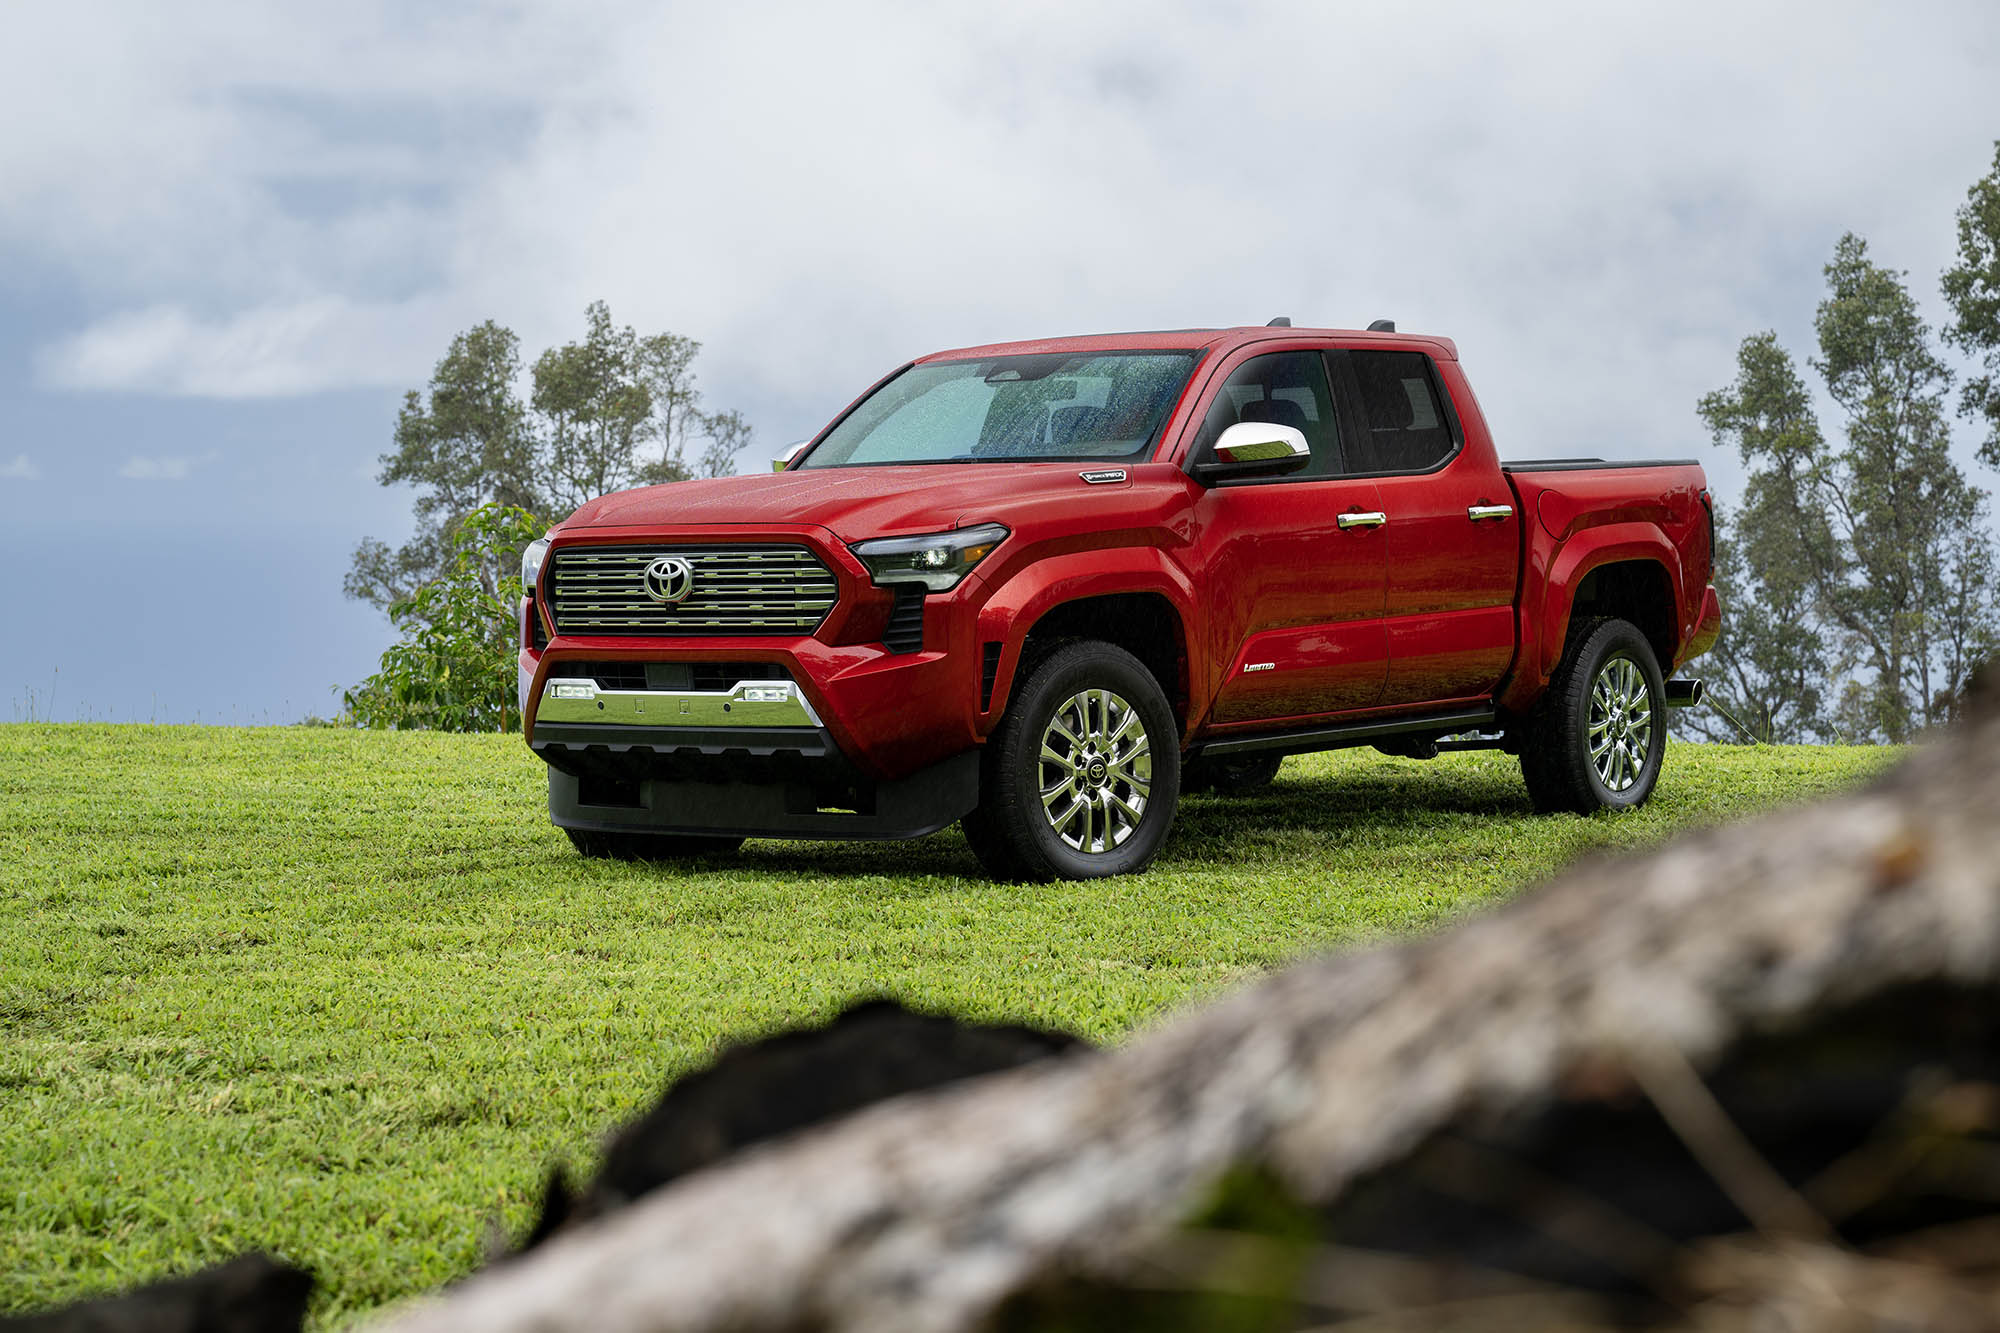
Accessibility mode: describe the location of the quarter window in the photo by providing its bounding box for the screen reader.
[1342,351,1456,473]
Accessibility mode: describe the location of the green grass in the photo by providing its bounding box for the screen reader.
[0,725,1897,1324]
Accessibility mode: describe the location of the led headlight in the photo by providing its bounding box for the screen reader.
[850,523,1009,591]
[521,534,553,591]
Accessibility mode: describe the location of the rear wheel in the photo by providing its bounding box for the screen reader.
[1519,617,1666,814]
[961,641,1180,881]
[565,828,745,861]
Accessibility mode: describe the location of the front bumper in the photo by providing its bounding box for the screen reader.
[539,730,980,841]
[535,675,824,729]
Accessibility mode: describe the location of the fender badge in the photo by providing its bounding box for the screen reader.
[1243,662,1275,673]
[1079,469,1127,484]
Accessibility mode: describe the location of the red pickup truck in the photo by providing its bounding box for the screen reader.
[517,323,1721,880]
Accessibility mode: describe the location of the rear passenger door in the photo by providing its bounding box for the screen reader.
[1330,349,1518,707]
[1187,349,1389,727]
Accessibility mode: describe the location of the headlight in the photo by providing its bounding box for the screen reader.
[850,523,1008,591]
[521,535,553,591]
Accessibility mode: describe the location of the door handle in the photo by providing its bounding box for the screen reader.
[1467,504,1515,521]
[1337,511,1387,529]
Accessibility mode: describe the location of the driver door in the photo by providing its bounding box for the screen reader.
[1187,350,1388,727]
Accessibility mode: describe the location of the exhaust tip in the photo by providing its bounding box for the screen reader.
[1665,679,1705,708]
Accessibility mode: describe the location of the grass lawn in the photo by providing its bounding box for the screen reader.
[0,724,1899,1325]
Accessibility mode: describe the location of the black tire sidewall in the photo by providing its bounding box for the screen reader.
[1570,624,1666,810]
[990,643,1180,880]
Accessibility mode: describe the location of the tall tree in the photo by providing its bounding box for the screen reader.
[1943,139,2000,471]
[1700,235,1999,743]
[347,303,752,616]
[1678,507,1830,744]
[346,321,535,610]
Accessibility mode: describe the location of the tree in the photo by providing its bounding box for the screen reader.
[347,304,751,613]
[343,504,544,732]
[346,321,535,611]
[1699,235,1998,743]
[1943,139,2000,471]
[1677,508,1830,744]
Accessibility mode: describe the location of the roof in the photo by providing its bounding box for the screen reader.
[918,324,1459,363]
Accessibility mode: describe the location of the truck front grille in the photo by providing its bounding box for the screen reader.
[548,545,837,637]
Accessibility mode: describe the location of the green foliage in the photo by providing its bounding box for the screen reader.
[348,303,749,611]
[1943,140,2000,470]
[531,300,754,513]
[343,504,544,733]
[0,726,1895,1324]
[1699,235,1999,742]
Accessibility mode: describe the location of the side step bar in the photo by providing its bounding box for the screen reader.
[1195,707,1497,761]
[1665,679,1705,708]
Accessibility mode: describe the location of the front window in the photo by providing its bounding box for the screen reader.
[800,351,1198,468]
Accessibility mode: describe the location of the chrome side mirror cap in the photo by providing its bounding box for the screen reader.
[1195,421,1311,483]
[772,440,810,472]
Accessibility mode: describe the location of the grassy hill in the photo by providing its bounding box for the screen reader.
[0,724,1897,1324]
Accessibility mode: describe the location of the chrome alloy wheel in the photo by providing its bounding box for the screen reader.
[1588,655,1654,793]
[1039,688,1153,854]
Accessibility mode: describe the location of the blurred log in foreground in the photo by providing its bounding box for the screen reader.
[381,680,2000,1333]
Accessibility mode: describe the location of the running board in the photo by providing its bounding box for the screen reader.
[1195,707,1498,760]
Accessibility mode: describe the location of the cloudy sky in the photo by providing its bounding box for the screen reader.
[3,1,1998,723]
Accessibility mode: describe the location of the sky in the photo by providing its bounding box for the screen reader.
[3,1,1999,723]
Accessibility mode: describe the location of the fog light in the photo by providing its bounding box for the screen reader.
[548,680,597,700]
[740,686,790,703]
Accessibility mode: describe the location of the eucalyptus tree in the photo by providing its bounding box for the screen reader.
[347,303,752,613]
[1699,235,1998,742]
[1944,139,2000,471]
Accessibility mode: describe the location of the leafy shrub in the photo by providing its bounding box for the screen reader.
[344,504,544,732]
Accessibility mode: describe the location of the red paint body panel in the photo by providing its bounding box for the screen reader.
[522,325,1720,787]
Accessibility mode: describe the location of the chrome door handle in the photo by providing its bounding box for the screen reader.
[1467,504,1515,521]
[1337,511,1387,529]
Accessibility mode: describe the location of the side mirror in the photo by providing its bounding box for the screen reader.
[772,440,810,472]
[1194,421,1311,483]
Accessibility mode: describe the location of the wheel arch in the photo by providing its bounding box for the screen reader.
[1501,524,1683,713]
[982,590,1191,737]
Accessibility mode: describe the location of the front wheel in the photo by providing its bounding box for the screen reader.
[565,828,745,861]
[1519,617,1666,814]
[961,641,1181,881]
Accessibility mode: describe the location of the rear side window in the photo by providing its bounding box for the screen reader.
[1192,351,1343,478]
[1341,350,1456,473]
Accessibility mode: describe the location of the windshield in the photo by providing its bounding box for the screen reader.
[800,351,1198,467]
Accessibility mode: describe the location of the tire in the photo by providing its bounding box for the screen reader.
[1519,617,1666,814]
[565,828,745,861]
[960,641,1181,881]
[1184,752,1284,796]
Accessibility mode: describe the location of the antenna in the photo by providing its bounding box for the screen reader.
[1266,316,1291,327]
[1367,319,1396,332]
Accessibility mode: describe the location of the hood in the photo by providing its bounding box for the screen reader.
[566,464,1158,543]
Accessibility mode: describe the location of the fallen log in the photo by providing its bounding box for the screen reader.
[379,683,2000,1333]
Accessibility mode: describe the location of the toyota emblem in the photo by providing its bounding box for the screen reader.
[642,556,695,603]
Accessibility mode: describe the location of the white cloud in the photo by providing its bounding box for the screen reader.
[8,0,2000,490]
[41,298,453,398]
[0,454,41,480]
[118,450,218,481]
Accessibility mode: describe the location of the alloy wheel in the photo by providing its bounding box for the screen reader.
[1588,655,1654,794]
[1038,687,1153,854]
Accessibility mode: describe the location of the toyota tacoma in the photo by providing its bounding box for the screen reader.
[517,322,1721,879]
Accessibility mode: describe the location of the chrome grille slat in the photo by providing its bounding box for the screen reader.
[548,543,838,637]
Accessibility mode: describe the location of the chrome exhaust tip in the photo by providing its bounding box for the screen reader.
[1665,679,1705,708]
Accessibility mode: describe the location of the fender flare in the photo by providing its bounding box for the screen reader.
[971,549,1201,735]
[1500,524,1684,714]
